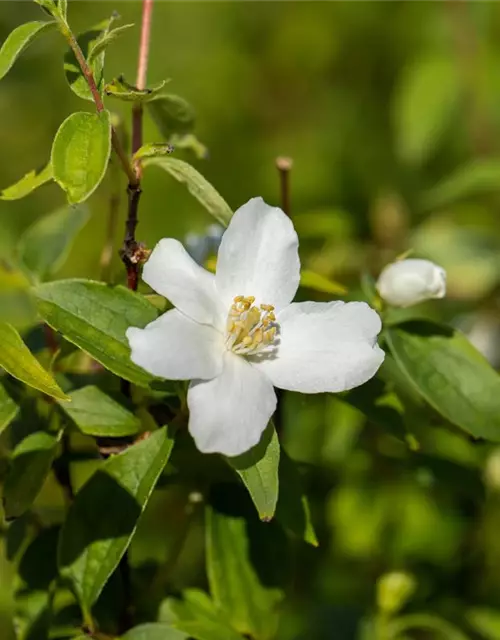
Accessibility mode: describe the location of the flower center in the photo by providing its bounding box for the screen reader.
[225,295,278,356]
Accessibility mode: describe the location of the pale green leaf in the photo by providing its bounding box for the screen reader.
[122,623,188,640]
[3,430,61,519]
[169,133,208,160]
[226,422,280,521]
[88,24,134,63]
[147,94,195,137]
[386,320,500,441]
[0,322,68,400]
[300,269,347,295]
[51,110,111,204]
[422,159,500,211]
[0,163,52,201]
[133,143,175,162]
[143,157,233,226]
[105,75,168,102]
[58,427,175,612]
[0,382,19,435]
[34,279,159,387]
[18,204,90,280]
[393,54,460,165]
[206,503,286,639]
[57,385,140,437]
[64,17,116,101]
[0,21,56,81]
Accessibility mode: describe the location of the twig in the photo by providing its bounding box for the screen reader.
[59,21,138,187]
[276,156,293,217]
[120,0,155,291]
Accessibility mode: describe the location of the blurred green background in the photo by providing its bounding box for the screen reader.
[4,1,500,639]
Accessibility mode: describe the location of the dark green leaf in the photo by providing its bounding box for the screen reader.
[88,24,134,63]
[0,381,19,435]
[122,623,188,640]
[206,497,286,639]
[393,54,460,165]
[386,320,500,441]
[64,17,115,101]
[58,427,175,613]
[143,157,233,226]
[0,163,52,201]
[133,143,175,161]
[147,94,195,137]
[0,21,56,81]
[18,204,90,280]
[51,111,111,204]
[0,322,68,400]
[3,430,61,519]
[105,75,168,102]
[167,589,244,640]
[275,451,318,546]
[57,385,140,437]
[422,159,500,211]
[226,421,280,521]
[34,279,159,386]
[466,608,500,640]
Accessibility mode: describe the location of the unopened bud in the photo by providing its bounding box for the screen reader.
[376,259,446,308]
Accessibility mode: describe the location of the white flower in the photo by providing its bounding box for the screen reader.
[126,198,384,457]
[376,258,446,308]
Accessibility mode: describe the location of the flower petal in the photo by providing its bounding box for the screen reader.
[216,197,300,311]
[251,301,384,393]
[187,351,276,456]
[126,309,223,380]
[143,238,224,327]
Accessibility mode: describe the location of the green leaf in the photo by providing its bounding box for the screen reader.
[0,21,56,81]
[58,427,175,612]
[122,623,188,640]
[226,422,280,521]
[105,75,168,102]
[88,24,134,63]
[0,382,19,435]
[133,143,175,162]
[300,269,347,295]
[51,111,111,204]
[167,590,243,640]
[143,157,233,226]
[34,279,159,387]
[422,159,500,211]
[57,385,140,437]
[34,0,66,19]
[18,204,90,280]
[393,54,460,165]
[169,133,208,160]
[147,94,195,137]
[0,163,52,201]
[206,499,286,639]
[3,430,61,519]
[386,614,469,640]
[0,322,68,400]
[467,608,500,640]
[275,451,318,546]
[64,17,115,101]
[386,320,500,441]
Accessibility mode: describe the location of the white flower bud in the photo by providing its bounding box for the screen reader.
[376,259,446,308]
